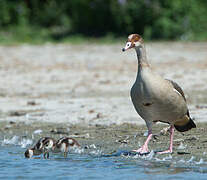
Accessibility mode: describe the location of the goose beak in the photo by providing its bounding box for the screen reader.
[122,48,125,52]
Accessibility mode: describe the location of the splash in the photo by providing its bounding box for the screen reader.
[89,149,103,156]
[187,156,195,163]
[1,136,33,148]
[133,150,155,160]
[2,136,19,145]
[19,138,33,148]
[177,142,187,150]
[73,147,84,154]
[162,154,172,161]
[89,144,97,149]
[33,129,43,134]
[196,158,204,165]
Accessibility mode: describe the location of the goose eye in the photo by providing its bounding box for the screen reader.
[126,42,131,47]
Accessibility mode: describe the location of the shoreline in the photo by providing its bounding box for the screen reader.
[0,42,206,161]
[0,121,206,160]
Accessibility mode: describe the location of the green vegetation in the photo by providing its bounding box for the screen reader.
[0,0,206,44]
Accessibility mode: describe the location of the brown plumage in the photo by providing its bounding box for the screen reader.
[25,137,56,158]
[54,137,80,157]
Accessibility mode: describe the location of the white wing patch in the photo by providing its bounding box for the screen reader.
[173,88,183,97]
[60,143,66,152]
[68,139,74,145]
[47,140,54,149]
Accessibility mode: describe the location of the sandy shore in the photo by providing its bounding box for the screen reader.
[0,42,206,125]
[0,42,206,159]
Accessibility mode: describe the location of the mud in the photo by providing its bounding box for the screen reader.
[1,121,207,160]
[0,42,206,160]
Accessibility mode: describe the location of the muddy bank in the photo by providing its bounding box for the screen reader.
[1,121,207,161]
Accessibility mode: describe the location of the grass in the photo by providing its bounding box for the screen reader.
[0,26,125,45]
[0,26,206,45]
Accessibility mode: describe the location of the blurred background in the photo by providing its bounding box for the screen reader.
[0,0,206,125]
[0,0,207,43]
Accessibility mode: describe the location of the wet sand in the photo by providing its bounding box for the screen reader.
[0,121,207,161]
[0,42,206,159]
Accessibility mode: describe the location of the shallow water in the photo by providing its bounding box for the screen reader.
[1,137,207,180]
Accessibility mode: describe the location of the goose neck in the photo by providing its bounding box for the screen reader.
[135,45,149,67]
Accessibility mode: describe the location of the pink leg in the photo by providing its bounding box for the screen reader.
[132,130,152,154]
[157,125,174,154]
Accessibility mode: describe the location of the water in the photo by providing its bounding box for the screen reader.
[1,138,207,180]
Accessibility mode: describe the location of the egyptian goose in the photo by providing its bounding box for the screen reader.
[122,34,196,154]
[54,137,80,157]
[25,137,56,158]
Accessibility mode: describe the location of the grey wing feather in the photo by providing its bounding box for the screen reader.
[166,79,194,119]
[165,79,186,101]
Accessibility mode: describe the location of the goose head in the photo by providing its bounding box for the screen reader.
[24,147,43,158]
[122,34,143,52]
[24,148,34,158]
